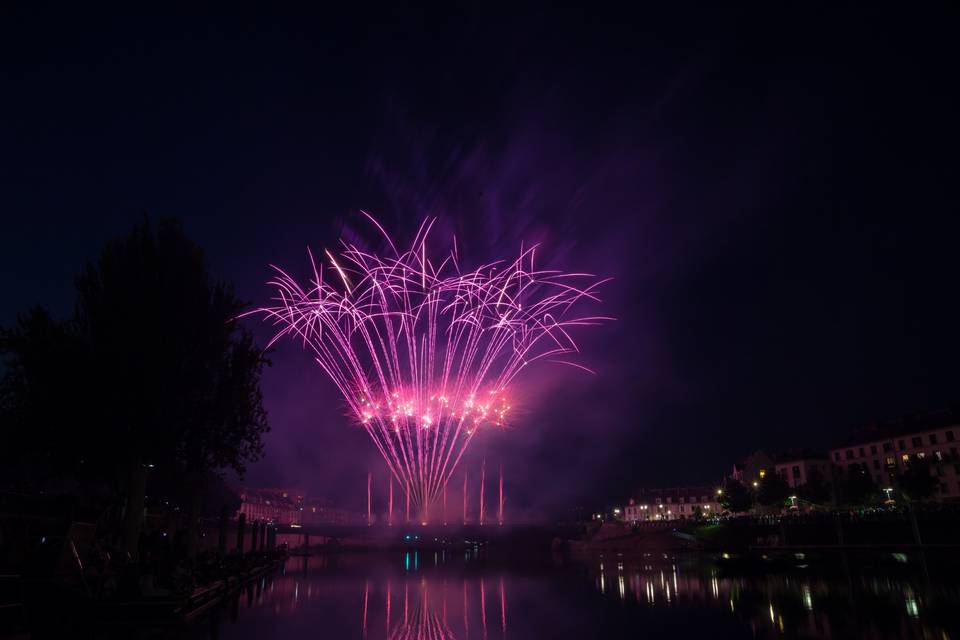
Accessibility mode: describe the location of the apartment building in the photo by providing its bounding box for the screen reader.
[774,449,833,489]
[828,412,960,500]
[623,487,722,522]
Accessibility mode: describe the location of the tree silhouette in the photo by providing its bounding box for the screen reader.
[0,307,92,485]
[897,457,939,501]
[75,219,270,557]
[797,466,832,505]
[757,473,791,507]
[2,220,270,559]
[840,464,878,505]
[719,479,752,513]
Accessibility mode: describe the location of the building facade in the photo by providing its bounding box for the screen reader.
[828,412,960,500]
[238,487,305,525]
[239,487,367,526]
[301,498,362,526]
[731,450,775,487]
[623,487,722,522]
[774,450,833,490]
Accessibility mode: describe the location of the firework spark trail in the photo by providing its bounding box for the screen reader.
[250,215,609,519]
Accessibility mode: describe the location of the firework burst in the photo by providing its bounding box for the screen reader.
[249,215,609,520]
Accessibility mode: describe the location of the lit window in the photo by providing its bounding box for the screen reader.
[902,454,910,463]
[917,452,926,460]
[759,469,766,478]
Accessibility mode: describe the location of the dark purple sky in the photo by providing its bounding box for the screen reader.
[2,7,958,516]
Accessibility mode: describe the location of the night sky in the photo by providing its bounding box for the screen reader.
[2,7,958,517]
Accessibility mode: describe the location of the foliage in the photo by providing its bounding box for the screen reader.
[146,468,241,519]
[0,219,270,555]
[719,479,752,513]
[757,472,791,507]
[897,457,939,501]
[74,219,270,478]
[840,463,878,505]
[0,308,97,485]
[797,466,832,505]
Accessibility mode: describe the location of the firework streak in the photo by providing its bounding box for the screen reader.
[250,216,608,520]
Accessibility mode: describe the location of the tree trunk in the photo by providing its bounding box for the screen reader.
[185,471,203,558]
[217,505,229,557]
[236,513,246,554]
[121,462,147,561]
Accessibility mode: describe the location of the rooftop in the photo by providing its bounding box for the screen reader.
[833,409,960,449]
[774,448,827,464]
[631,486,716,501]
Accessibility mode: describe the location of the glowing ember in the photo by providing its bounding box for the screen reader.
[249,215,608,520]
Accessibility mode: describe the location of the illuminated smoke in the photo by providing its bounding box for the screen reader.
[250,215,608,520]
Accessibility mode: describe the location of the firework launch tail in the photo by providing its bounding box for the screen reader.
[498,464,504,526]
[479,459,486,526]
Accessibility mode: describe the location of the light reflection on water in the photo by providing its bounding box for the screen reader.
[202,550,960,639]
[584,551,960,638]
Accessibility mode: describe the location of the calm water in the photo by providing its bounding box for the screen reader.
[185,548,960,640]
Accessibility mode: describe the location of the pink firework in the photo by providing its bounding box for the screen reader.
[250,216,608,520]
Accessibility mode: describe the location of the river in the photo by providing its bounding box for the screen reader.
[169,546,960,639]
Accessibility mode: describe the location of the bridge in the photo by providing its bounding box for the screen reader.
[269,522,580,549]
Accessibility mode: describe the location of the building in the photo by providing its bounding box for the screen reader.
[301,498,363,526]
[774,449,833,490]
[730,450,775,488]
[239,487,367,526]
[238,487,305,525]
[623,487,722,522]
[828,411,960,500]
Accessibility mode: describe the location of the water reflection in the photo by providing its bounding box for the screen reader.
[213,552,507,640]
[204,550,960,639]
[584,551,960,638]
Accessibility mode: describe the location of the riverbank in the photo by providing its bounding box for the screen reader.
[5,546,286,637]
[567,507,960,556]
